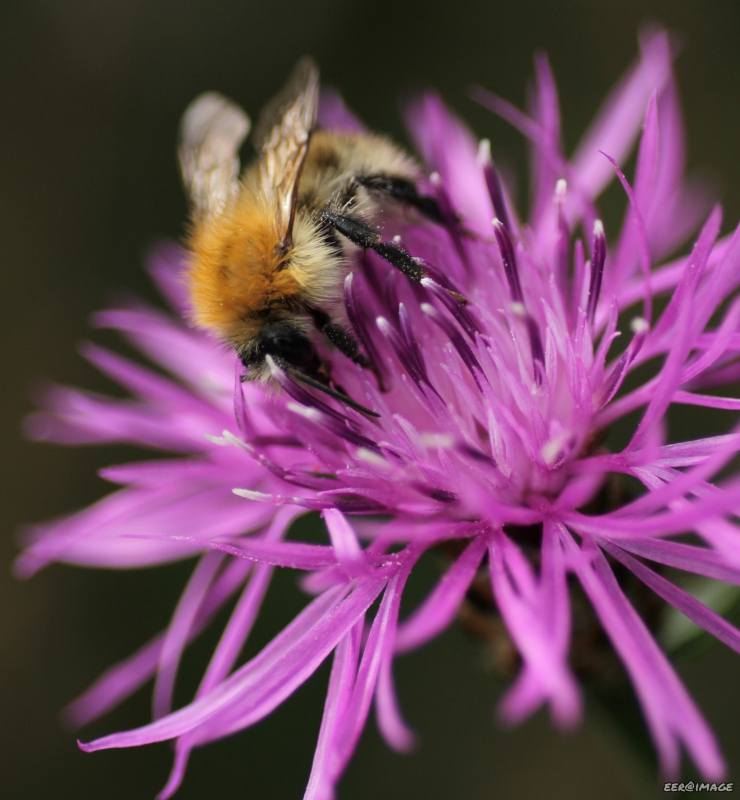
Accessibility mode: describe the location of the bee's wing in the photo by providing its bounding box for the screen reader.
[253,57,319,243]
[179,92,251,217]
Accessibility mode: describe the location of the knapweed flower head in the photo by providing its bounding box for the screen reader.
[20,28,740,797]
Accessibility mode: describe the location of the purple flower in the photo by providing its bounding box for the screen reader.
[19,27,740,797]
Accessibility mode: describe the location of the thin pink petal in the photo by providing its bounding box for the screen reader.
[303,624,363,800]
[561,528,725,780]
[154,551,225,719]
[599,540,740,655]
[63,557,252,727]
[572,29,672,200]
[395,533,487,653]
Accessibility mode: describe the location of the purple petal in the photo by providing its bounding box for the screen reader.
[600,535,740,585]
[317,88,366,133]
[529,52,563,228]
[489,531,580,727]
[17,482,273,576]
[405,92,492,235]
[158,509,296,799]
[92,306,234,396]
[375,644,416,753]
[396,534,487,653]
[24,385,209,452]
[599,540,740,655]
[561,529,724,779]
[145,242,193,317]
[673,392,740,411]
[478,139,515,235]
[145,534,346,571]
[322,508,367,578]
[64,557,252,727]
[154,552,225,719]
[648,205,722,346]
[331,546,422,781]
[80,342,229,419]
[601,151,653,321]
[303,624,363,800]
[571,29,672,201]
[79,581,370,750]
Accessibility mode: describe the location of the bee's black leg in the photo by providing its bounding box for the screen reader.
[306,304,385,390]
[322,212,425,283]
[306,305,363,360]
[356,175,445,226]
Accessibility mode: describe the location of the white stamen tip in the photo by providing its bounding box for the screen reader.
[541,440,562,466]
[477,138,492,163]
[286,402,321,420]
[265,354,280,376]
[630,317,649,334]
[555,179,567,199]
[594,219,604,237]
[430,171,441,185]
[376,317,391,335]
[356,448,387,467]
[233,489,272,501]
[420,433,454,449]
[205,434,230,446]
[393,234,402,244]
[510,301,526,317]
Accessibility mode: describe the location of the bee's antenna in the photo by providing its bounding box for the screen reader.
[278,362,380,418]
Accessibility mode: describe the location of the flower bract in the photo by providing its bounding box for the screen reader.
[20,28,740,798]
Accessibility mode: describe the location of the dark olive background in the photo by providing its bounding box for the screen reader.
[3,1,740,798]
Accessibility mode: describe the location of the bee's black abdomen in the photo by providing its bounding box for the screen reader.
[252,323,321,373]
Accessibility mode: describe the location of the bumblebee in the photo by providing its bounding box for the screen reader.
[179,58,452,413]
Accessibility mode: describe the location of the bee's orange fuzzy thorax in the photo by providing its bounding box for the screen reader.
[186,197,303,348]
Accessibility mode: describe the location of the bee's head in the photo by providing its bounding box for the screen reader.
[242,322,320,375]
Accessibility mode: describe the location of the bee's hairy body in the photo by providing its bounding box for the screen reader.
[179,58,454,413]
[187,129,419,381]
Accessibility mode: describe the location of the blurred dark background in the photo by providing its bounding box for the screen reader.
[3,1,740,798]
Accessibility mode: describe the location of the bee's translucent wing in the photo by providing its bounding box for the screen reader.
[254,57,319,243]
[252,57,319,150]
[179,92,251,217]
